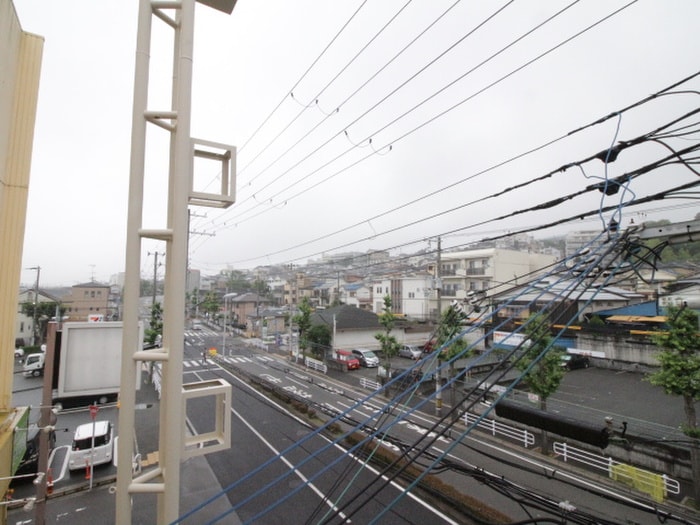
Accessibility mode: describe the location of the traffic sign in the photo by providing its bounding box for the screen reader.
[89,404,98,419]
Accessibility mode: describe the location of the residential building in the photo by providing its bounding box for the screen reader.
[490,278,646,324]
[62,282,111,322]
[439,248,558,316]
[564,230,605,258]
[393,274,434,321]
[229,292,271,332]
[310,304,384,351]
[341,283,371,310]
[15,288,60,347]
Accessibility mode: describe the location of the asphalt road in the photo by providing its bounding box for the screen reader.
[181,358,462,524]
[8,328,700,525]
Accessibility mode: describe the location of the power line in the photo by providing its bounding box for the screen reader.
[237,0,417,184]
[197,0,638,242]
[237,0,370,156]
[208,107,700,266]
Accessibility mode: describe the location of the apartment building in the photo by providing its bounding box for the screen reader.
[439,248,558,305]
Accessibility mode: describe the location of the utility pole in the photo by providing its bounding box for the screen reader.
[27,266,40,346]
[148,251,163,306]
[435,237,442,417]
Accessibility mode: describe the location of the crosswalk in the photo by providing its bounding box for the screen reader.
[182,354,275,368]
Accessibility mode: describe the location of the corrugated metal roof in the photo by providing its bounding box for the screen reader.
[594,301,658,317]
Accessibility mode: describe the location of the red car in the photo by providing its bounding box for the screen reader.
[335,349,361,370]
[422,340,436,354]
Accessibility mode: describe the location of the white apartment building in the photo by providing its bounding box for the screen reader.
[439,248,558,309]
[367,274,435,321]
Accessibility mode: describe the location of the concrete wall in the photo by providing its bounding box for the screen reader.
[576,332,661,371]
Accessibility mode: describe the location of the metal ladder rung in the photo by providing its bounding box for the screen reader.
[139,228,173,241]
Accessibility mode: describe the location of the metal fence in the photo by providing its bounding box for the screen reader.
[304,356,327,374]
[360,377,382,391]
[464,411,535,447]
[553,441,680,501]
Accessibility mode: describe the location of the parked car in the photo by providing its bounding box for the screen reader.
[68,420,114,471]
[351,348,379,368]
[561,353,590,370]
[398,344,423,360]
[334,350,361,371]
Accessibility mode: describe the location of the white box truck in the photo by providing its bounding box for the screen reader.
[23,352,45,377]
[51,321,142,409]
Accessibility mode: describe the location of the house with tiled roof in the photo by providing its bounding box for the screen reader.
[309,304,428,353]
[229,292,271,331]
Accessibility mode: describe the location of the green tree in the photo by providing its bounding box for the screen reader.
[307,324,331,360]
[374,295,401,376]
[647,305,700,504]
[21,301,65,344]
[252,279,271,299]
[199,291,221,317]
[293,297,312,357]
[144,302,163,345]
[224,270,250,294]
[435,304,470,419]
[515,312,566,454]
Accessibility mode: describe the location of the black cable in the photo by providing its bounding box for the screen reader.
[227,0,579,223]
[238,0,416,184]
[198,86,700,266]
[231,0,519,215]
[218,138,699,270]
[237,0,369,155]
[316,235,666,524]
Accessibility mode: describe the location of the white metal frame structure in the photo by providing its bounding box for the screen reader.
[116,1,235,524]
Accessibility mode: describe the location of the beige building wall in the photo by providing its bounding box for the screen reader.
[0,0,44,506]
[63,283,111,322]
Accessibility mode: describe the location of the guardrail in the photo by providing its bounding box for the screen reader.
[246,338,272,351]
[464,412,535,447]
[360,377,382,391]
[304,356,327,374]
[553,441,680,501]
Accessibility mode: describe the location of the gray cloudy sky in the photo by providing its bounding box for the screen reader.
[14,0,700,287]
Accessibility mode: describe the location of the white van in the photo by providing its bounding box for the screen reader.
[68,420,114,470]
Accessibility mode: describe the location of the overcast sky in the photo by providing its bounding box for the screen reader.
[14,0,700,287]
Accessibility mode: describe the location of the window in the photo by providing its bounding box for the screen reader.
[442,284,458,296]
[91,291,95,298]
